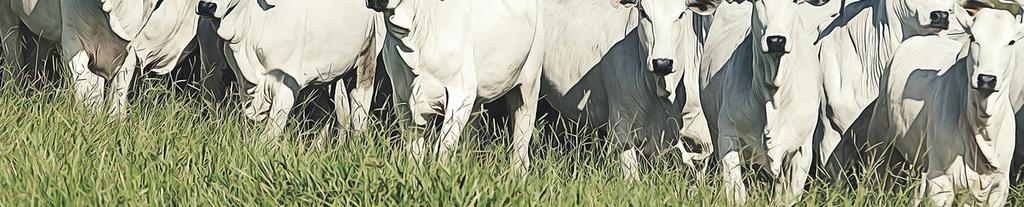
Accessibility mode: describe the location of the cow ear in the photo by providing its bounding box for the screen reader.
[687,0,721,15]
[610,0,637,8]
[988,0,1024,15]
[960,0,990,16]
[256,0,276,11]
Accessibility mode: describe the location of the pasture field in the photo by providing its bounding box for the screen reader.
[0,65,1021,206]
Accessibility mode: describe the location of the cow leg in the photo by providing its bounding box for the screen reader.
[332,79,353,138]
[349,45,377,133]
[819,121,843,168]
[435,87,475,165]
[719,136,747,205]
[505,86,538,176]
[22,38,56,90]
[677,111,713,180]
[108,50,138,118]
[260,79,299,143]
[819,110,857,184]
[349,71,374,132]
[925,173,954,207]
[197,20,232,103]
[609,113,641,181]
[396,99,428,164]
[774,137,813,206]
[619,147,641,181]
[505,42,544,176]
[68,51,105,108]
[978,173,1009,207]
[911,172,928,206]
[673,141,701,179]
[202,65,231,102]
[0,5,20,85]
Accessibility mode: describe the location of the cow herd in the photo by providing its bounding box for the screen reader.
[3,0,1024,205]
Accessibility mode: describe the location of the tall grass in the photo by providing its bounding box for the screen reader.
[0,65,1019,206]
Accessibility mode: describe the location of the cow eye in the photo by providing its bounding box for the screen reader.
[1010,40,1017,45]
[969,35,975,42]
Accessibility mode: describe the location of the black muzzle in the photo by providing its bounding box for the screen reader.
[196,1,217,17]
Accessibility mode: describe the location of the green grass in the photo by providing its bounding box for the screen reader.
[0,70,1020,206]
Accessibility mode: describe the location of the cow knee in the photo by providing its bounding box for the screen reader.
[242,82,274,121]
[619,148,640,181]
[927,174,954,207]
[972,174,1010,206]
[408,77,446,126]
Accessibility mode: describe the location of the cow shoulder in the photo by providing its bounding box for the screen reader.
[100,0,160,41]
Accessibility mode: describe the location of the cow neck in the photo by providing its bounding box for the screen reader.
[961,73,1010,174]
[749,12,809,109]
[622,29,674,114]
[749,53,780,106]
[665,13,711,105]
[749,11,777,106]
[963,73,1012,136]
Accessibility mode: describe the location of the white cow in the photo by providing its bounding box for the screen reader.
[366,0,542,173]
[1,0,231,117]
[870,7,1019,206]
[815,0,959,179]
[541,0,715,180]
[0,0,157,107]
[108,0,212,117]
[196,0,381,140]
[698,1,834,204]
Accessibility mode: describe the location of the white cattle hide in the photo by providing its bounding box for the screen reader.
[200,0,381,140]
[815,0,958,179]
[373,0,543,173]
[871,8,1019,205]
[699,1,832,204]
[541,0,714,180]
[0,0,165,108]
[109,0,205,116]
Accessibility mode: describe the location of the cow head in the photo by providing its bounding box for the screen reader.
[748,0,813,54]
[611,0,721,76]
[898,0,958,34]
[964,8,1023,120]
[366,0,400,12]
[196,0,230,18]
[196,0,275,18]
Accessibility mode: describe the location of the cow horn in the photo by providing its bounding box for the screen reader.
[257,0,276,11]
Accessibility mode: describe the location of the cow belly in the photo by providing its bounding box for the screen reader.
[476,64,528,102]
[473,33,535,101]
[469,0,536,102]
[255,24,372,84]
